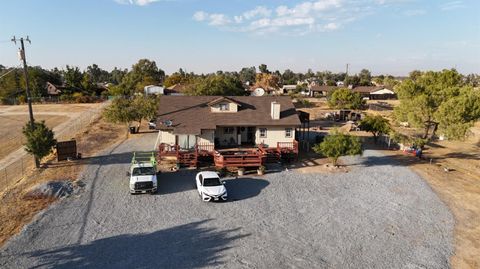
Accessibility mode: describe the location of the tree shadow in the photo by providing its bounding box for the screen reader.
[225,177,270,201]
[26,220,248,269]
[156,170,197,195]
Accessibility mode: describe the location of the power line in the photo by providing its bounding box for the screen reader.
[11,35,39,168]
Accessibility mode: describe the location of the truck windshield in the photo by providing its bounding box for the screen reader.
[132,167,156,176]
[203,177,222,186]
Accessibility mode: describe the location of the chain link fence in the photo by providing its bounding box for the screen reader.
[0,102,108,193]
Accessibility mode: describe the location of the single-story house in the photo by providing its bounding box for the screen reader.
[308,85,338,97]
[144,85,164,95]
[351,86,396,100]
[156,96,301,149]
[282,85,297,94]
[164,84,187,95]
[46,82,66,96]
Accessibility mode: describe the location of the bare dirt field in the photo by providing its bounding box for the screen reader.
[0,115,68,160]
[0,103,103,161]
[380,122,480,269]
[0,116,126,247]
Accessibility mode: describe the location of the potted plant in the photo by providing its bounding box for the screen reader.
[237,167,245,176]
[257,165,266,175]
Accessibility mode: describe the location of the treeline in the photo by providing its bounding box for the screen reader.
[1,60,480,102]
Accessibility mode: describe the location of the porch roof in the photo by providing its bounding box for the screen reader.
[156,96,301,135]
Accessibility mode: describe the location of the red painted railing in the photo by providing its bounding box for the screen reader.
[214,150,264,168]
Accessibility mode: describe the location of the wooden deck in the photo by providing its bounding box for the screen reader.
[158,141,298,168]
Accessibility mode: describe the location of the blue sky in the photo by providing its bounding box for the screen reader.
[0,0,479,75]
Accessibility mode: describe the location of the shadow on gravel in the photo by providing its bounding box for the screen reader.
[225,177,270,202]
[26,220,248,269]
[157,170,197,195]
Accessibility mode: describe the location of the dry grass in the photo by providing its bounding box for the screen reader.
[0,116,125,246]
[0,103,100,113]
[0,115,69,160]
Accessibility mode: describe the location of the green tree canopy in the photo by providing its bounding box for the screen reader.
[313,130,363,166]
[328,88,365,110]
[394,69,479,139]
[359,115,391,143]
[22,121,56,168]
[186,74,245,96]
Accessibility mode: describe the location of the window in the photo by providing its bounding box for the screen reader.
[259,128,267,138]
[285,128,293,138]
[224,127,234,134]
[219,103,228,111]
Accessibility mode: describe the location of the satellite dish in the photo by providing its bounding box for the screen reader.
[164,120,173,127]
[251,87,265,96]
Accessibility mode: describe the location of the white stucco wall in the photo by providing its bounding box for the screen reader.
[210,102,238,113]
[159,130,176,145]
[255,126,296,148]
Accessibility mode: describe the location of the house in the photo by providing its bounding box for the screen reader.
[144,85,164,95]
[156,96,301,167]
[282,85,297,94]
[308,85,338,97]
[164,84,187,95]
[46,82,66,96]
[351,86,396,100]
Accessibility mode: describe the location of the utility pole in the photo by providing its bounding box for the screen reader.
[344,63,349,86]
[12,36,39,168]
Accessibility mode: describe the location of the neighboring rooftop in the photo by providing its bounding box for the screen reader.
[156,96,301,135]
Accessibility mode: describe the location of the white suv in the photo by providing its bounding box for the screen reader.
[195,171,228,202]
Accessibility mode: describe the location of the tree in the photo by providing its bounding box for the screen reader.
[434,87,480,139]
[239,67,257,85]
[86,64,110,83]
[344,75,360,87]
[328,88,365,109]
[132,96,159,130]
[393,69,475,139]
[359,115,391,143]
[358,69,372,86]
[313,130,363,166]
[186,74,245,96]
[22,121,56,168]
[282,69,297,85]
[115,59,165,95]
[259,64,269,74]
[104,97,139,136]
[110,67,128,85]
[254,73,281,92]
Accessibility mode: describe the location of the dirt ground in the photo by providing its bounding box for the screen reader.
[0,103,103,161]
[0,103,100,113]
[381,123,480,269]
[0,115,69,160]
[0,116,126,246]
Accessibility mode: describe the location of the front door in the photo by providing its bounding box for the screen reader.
[247,127,255,144]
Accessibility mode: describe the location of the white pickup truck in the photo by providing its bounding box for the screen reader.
[127,152,158,194]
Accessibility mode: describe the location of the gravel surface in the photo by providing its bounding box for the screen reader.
[0,133,454,268]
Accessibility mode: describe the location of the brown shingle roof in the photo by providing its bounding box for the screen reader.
[156,96,301,135]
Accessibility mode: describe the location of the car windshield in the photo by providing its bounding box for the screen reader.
[132,167,156,176]
[203,177,222,186]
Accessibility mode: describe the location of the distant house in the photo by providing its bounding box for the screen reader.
[308,85,338,97]
[144,85,164,95]
[282,85,297,94]
[336,81,345,87]
[46,82,66,96]
[164,84,187,95]
[351,86,396,100]
[248,86,282,96]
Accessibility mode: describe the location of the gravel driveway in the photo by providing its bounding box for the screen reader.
[0,133,454,268]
